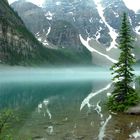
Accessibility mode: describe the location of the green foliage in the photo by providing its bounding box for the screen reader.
[1,134,14,140]
[16,25,42,46]
[38,46,92,65]
[108,13,139,112]
[0,109,17,140]
[108,92,139,111]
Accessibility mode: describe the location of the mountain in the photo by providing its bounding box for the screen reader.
[11,0,140,66]
[11,1,82,50]
[10,0,50,34]
[0,0,91,65]
[0,0,42,65]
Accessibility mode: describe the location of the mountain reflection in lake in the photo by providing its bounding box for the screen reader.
[0,66,139,140]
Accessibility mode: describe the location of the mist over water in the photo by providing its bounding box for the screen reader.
[0,65,140,84]
[0,65,112,83]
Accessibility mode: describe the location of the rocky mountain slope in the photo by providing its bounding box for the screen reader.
[11,0,140,66]
[0,0,91,65]
[0,0,42,65]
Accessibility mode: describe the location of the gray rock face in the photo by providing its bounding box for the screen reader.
[125,104,140,115]
[11,1,50,34]
[43,0,139,45]
[47,20,81,50]
[11,0,140,48]
[11,1,83,50]
[44,0,111,46]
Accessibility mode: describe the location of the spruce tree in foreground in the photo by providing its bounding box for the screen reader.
[108,13,139,111]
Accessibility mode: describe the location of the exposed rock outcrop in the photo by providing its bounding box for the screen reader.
[125,104,140,115]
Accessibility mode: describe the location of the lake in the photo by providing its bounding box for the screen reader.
[0,66,140,140]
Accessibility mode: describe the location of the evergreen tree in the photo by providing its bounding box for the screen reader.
[108,13,139,111]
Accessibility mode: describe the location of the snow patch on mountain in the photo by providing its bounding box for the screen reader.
[56,1,61,6]
[46,27,51,36]
[73,17,76,22]
[37,37,42,42]
[99,19,104,24]
[79,34,118,63]
[43,40,49,45]
[128,16,133,26]
[113,11,119,18]
[68,12,73,15]
[68,11,76,22]
[43,27,51,46]
[45,11,53,20]
[94,0,118,52]
[35,27,51,47]
[135,26,140,35]
[36,32,39,36]
[85,29,90,37]
[95,27,102,42]
[89,17,93,23]
[35,32,42,41]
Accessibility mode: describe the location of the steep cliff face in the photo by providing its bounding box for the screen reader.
[47,20,81,50]
[0,0,44,65]
[43,0,138,45]
[11,0,140,49]
[11,1,84,50]
[10,1,50,34]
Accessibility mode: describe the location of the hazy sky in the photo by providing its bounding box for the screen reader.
[8,0,44,7]
[8,0,140,12]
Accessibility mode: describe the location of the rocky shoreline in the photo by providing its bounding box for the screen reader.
[125,104,140,115]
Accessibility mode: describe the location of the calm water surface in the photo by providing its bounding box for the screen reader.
[0,66,140,140]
